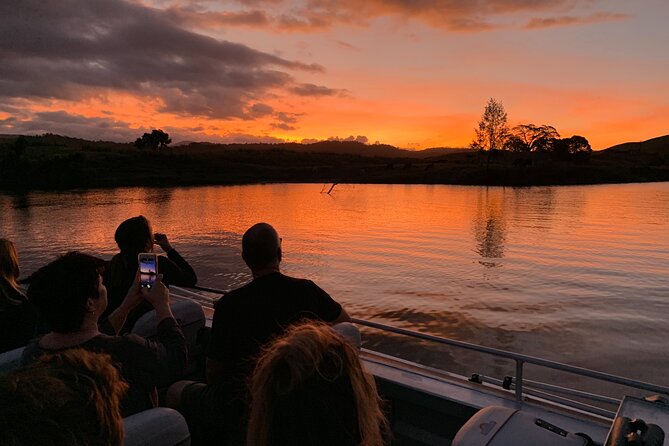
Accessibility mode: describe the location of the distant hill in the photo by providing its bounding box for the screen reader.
[179,140,471,158]
[1,132,668,191]
[602,135,669,155]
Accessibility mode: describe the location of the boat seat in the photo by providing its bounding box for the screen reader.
[124,407,190,446]
[0,346,25,375]
[131,300,205,349]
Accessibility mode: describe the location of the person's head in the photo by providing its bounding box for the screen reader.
[247,322,388,446]
[0,239,20,287]
[242,223,282,272]
[0,349,128,446]
[28,252,106,333]
[114,216,153,255]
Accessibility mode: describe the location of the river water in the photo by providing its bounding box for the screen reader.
[1,183,668,394]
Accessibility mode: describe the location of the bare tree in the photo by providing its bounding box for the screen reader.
[472,98,509,152]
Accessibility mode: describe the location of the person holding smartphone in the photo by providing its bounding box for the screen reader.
[22,252,187,416]
[103,215,197,332]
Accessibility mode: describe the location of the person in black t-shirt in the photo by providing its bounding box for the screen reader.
[170,222,350,445]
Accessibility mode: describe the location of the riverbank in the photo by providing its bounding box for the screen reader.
[1,134,668,190]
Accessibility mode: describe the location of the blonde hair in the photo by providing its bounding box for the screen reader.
[0,239,23,304]
[0,349,128,446]
[247,322,388,446]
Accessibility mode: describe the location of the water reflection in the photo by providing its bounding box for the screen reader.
[472,188,506,268]
[1,183,669,388]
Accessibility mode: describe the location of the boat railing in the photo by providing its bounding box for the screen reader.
[172,285,669,418]
[353,318,669,418]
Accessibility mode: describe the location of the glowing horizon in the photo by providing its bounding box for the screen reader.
[1,0,667,150]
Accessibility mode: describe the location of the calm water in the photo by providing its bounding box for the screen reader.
[2,183,668,392]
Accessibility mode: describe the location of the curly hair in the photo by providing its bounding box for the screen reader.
[247,322,388,446]
[0,349,128,446]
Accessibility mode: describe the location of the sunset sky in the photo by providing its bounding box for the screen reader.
[1,0,667,149]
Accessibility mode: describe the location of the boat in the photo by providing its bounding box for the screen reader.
[169,285,669,445]
[2,284,669,445]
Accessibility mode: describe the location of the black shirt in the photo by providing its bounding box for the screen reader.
[22,317,187,417]
[0,283,36,354]
[207,272,342,394]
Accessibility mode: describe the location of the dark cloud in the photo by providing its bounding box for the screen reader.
[290,83,344,97]
[271,122,297,131]
[275,111,299,123]
[249,103,275,117]
[0,109,290,143]
[0,111,140,141]
[0,0,325,120]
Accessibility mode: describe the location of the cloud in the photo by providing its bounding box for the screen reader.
[290,83,345,97]
[0,0,326,121]
[0,111,141,141]
[525,12,630,29]
[271,122,297,131]
[249,103,275,117]
[0,109,292,144]
[336,41,360,51]
[275,111,299,123]
[156,0,627,33]
[164,7,270,28]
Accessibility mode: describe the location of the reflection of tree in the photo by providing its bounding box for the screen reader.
[473,188,506,268]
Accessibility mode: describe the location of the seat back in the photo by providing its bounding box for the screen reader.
[0,346,25,375]
[124,407,190,446]
[132,300,205,350]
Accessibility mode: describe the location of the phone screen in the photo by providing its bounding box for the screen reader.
[138,254,158,289]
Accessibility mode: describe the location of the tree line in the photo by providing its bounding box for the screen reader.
[471,98,591,158]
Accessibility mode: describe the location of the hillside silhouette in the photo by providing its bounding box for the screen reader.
[175,140,469,158]
[0,133,667,190]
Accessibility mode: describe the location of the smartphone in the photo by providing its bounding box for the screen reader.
[138,253,158,290]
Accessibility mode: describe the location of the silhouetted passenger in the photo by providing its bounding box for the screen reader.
[23,252,187,416]
[248,322,388,446]
[104,215,197,332]
[171,222,350,445]
[0,349,127,446]
[0,239,36,354]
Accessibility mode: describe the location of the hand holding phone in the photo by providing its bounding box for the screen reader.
[138,253,158,291]
[153,233,173,252]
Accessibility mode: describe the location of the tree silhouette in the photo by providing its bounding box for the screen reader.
[506,124,560,152]
[471,98,509,152]
[134,129,171,150]
[551,135,592,159]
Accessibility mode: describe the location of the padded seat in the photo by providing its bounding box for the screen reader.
[124,407,191,446]
[0,346,25,374]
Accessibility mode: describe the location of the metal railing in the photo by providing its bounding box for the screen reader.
[172,285,669,414]
[352,317,669,407]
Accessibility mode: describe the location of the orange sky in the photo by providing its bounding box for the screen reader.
[1,0,667,149]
